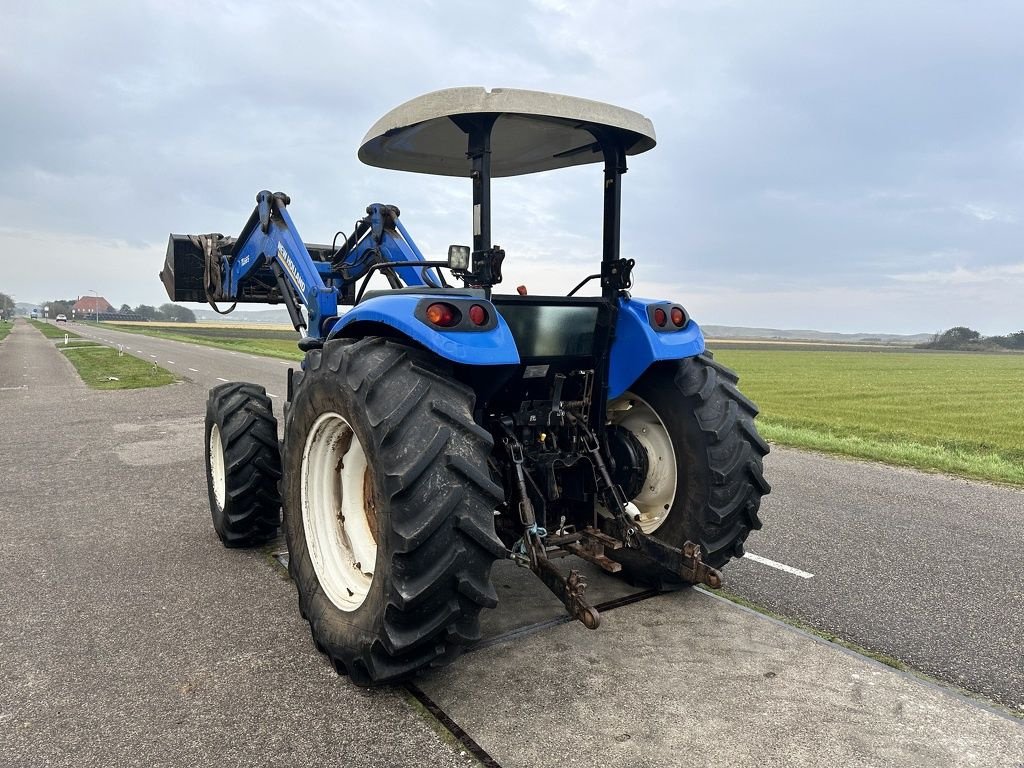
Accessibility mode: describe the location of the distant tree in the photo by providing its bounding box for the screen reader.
[940,327,981,345]
[0,292,14,312]
[159,303,196,323]
[42,298,76,320]
[918,326,983,350]
[119,303,132,314]
[133,304,159,320]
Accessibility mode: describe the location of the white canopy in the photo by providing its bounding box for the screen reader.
[359,87,657,177]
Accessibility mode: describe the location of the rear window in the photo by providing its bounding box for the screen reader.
[498,304,599,357]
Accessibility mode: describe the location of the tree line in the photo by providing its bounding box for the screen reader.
[918,326,1024,351]
[128,303,197,322]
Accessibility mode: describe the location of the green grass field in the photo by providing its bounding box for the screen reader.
[61,345,178,390]
[0,321,11,342]
[29,319,80,339]
[710,347,1024,486]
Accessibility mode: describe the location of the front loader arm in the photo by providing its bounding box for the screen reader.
[228,191,338,335]
[163,191,439,340]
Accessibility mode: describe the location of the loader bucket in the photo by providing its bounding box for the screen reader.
[161,234,208,303]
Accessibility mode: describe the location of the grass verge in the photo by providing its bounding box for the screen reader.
[61,345,178,389]
[30,319,80,339]
[757,423,1024,486]
[711,348,1024,487]
[0,322,12,342]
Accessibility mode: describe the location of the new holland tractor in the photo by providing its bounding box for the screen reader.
[161,88,770,685]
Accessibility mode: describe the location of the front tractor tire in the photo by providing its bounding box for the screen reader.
[282,338,505,686]
[608,353,770,587]
[204,382,282,548]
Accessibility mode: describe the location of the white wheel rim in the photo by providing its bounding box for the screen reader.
[209,424,226,511]
[301,412,377,612]
[608,392,677,533]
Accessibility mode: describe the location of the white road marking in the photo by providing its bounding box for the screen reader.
[149,354,157,358]
[743,552,814,579]
[137,350,144,353]
[166,361,175,365]
[279,361,289,365]
[188,368,199,372]
[216,377,229,382]
[267,393,279,398]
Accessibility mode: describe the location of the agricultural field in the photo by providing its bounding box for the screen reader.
[710,347,1024,486]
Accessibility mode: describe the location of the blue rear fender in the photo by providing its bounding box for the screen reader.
[325,293,520,366]
[608,297,705,399]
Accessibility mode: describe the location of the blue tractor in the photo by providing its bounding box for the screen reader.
[161,88,769,685]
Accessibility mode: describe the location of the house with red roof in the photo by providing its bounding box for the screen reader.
[72,295,115,317]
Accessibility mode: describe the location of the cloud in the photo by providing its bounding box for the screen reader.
[887,262,1024,285]
[2,1,1024,334]
[960,204,1015,223]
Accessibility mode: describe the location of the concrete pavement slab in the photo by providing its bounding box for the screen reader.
[420,588,1024,768]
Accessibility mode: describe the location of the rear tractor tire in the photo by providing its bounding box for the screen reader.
[607,353,770,588]
[204,382,282,548]
[282,338,505,686]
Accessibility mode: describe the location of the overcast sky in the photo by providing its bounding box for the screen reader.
[1,0,1021,334]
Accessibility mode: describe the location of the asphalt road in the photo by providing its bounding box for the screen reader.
[60,320,1024,710]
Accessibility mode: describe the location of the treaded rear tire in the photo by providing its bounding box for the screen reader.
[282,338,505,685]
[204,382,282,548]
[610,353,770,587]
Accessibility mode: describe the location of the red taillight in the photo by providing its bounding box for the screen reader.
[425,302,459,327]
[468,304,488,326]
[653,308,667,327]
[671,307,686,327]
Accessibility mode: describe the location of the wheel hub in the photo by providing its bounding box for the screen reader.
[607,393,678,534]
[606,424,650,501]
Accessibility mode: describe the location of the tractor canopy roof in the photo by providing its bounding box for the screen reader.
[359,87,656,177]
